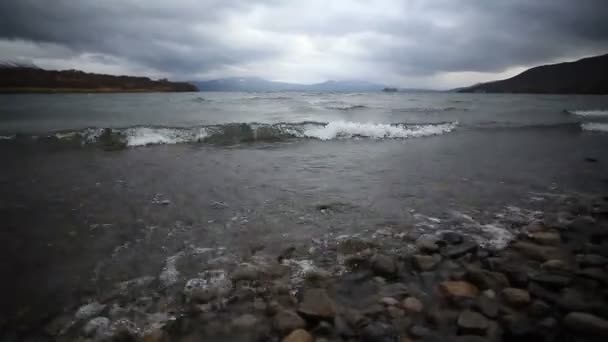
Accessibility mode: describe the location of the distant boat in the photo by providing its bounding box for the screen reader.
[382,87,398,92]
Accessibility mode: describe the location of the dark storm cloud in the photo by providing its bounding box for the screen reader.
[0,0,607,86]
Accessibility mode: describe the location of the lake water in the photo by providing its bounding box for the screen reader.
[1,92,608,337]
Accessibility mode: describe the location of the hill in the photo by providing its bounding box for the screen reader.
[0,65,198,93]
[194,77,386,92]
[458,53,608,94]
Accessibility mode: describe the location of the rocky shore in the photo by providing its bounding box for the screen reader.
[15,197,608,342]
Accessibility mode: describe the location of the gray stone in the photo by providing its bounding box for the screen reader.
[541,259,573,273]
[563,312,608,337]
[298,288,337,320]
[75,302,106,320]
[371,254,397,277]
[577,267,608,284]
[82,317,110,337]
[361,322,394,342]
[529,300,551,317]
[457,310,489,335]
[442,232,464,245]
[232,314,258,329]
[273,310,306,335]
[416,235,440,254]
[476,296,498,318]
[380,297,399,306]
[231,263,261,281]
[530,273,571,289]
[576,254,608,267]
[409,325,431,338]
[443,241,478,259]
[412,254,441,271]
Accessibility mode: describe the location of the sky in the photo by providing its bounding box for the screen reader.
[1,0,607,89]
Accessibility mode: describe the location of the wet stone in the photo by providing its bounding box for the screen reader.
[457,310,489,335]
[298,288,337,320]
[75,302,107,321]
[402,297,424,313]
[465,267,509,290]
[563,312,608,337]
[443,241,478,259]
[438,281,479,299]
[528,232,561,246]
[501,288,531,308]
[416,235,440,254]
[282,329,314,342]
[475,296,498,318]
[380,297,399,306]
[409,325,431,338]
[412,254,441,271]
[576,254,608,267]
[371,254,397,277]
[274,310,307,335]
[530,273,571,289]
[82,317,110,337]
[442,232,464,245]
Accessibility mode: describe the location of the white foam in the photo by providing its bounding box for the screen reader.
[569,110,608,117]
[303,121,457,140]
[125,127,208,146]
[581,122,608,132]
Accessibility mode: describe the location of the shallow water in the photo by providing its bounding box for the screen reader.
[1,92,608,336]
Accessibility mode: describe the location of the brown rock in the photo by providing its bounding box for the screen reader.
[298,288,337,320]
[465,267,509,290]
[402,297,424,313]
[501,288,531,307]
[282,329,314,342]
[511,242,563,262]
[438,281,479,299]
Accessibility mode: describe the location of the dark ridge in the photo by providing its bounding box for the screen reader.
[0,66,198,93]
[458,53,608,94]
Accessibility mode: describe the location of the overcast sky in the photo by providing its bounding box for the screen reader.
[1,0,607,88]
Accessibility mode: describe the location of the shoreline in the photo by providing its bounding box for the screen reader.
[14,196,607,342]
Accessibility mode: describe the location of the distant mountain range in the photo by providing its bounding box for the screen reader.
[458,53,608,94]
[0,65,198,93]
[193,77,389,92]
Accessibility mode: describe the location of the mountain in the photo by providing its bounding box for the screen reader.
[0,66,198,93]
[458,53,608,94]
[194,77,386,92]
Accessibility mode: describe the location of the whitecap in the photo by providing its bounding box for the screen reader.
[303,121,457,140]
[581,122,608,132]
[568,110,608,117]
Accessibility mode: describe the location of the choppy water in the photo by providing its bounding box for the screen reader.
[1,92,608,336]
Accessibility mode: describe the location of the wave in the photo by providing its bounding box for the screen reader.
[324,104,369,111]
[392,106,464,113]
[303,121,458,140]
[1,121,459,147]
[566,110,608,117]
[581,122,608,132]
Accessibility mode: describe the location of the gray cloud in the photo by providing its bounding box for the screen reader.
[0,0,607,87]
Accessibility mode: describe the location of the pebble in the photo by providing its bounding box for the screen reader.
[457,310,489,335]
[501,288,531,307]
[273,310,306,335]
[563,312,608,336]
[416,235,440,253]
[438,281,479,299]
[298,288,337,319]
[528,232,561,246]
[380,297,399,306]
[443,242,478,259]
[232,314,259,329]
[282,329,314,342]
[371,254,397,277]
[402,297,424,313]
[412,254,441,271]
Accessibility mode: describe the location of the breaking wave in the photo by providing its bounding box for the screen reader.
[581,122,608,132]
[1,121,459,147]
[566,110,608,117]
